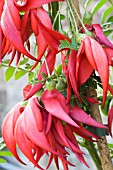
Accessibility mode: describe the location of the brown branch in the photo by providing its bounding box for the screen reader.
[86,88,113,170]
[68,0,81,28]
[72,0,81,28]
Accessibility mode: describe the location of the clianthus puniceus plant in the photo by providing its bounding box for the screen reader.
[0,0,113,169]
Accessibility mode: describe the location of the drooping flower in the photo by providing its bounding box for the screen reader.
[2,103,26,164]
[92,24,113,49]
[68,50,80,100]
[1,3,37,62]
[30,8,70,69]
[76,36,109,108]
[41,89,79,127]
[82,24,113,49]
[2,89,107,169]
[1,0,70,66]
[1,2,68,66]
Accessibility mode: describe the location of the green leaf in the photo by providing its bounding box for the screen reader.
[28,72,34,82]
[101,100,109,116]
[92,0,107,15]
[59,40,71,50]
[80,94,88,105]
[107,16,113,23]
[104,29,113,37]
[2,60,10,64]
[60,14,65,20]
[19,58,29,65]
[101,6,113,24]
[59,39,78,50]
[15,69,27,80]
[70,97,75,108]
[76,98,83,108]
[0,151,13,156]
[108,143,113,148]
[71,38,78,50]
[5,66,15,82]
[0,158,7,163]
[85,0,92,8]
[103,22,113,28]
[0,63,2,69]
[25,63,33,70]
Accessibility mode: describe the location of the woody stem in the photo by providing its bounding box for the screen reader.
[86,88,113,170]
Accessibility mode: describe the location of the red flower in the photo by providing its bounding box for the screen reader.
[1,0,70,66]
[68,50,81,101]
[1,4,37,62]
[41,89,79,127]
[82,24,113,48]
[2,90,106,169]
[92,24,113,49]
[76,36,109,108]
[2,103,25,164]
[30,8,70,69]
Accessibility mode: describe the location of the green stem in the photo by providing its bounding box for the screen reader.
[66,0,78,36]
[108,0,113,5]
[44,55,50,77]
[68,0,88,33]
[51,2,59,31]
[84,140,102,170]
[52,2,63,30]
[14,55,23,74]
[79,0,87,12]
[0,144,6,151]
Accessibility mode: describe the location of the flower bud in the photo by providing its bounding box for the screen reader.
[76,33,87,44]
[56,78,67,90]
[45,79,56,90]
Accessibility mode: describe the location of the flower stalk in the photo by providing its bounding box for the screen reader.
[84,140,102,170]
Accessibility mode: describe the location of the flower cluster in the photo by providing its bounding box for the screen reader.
[2,89,106,169]
[0,0,69,66]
